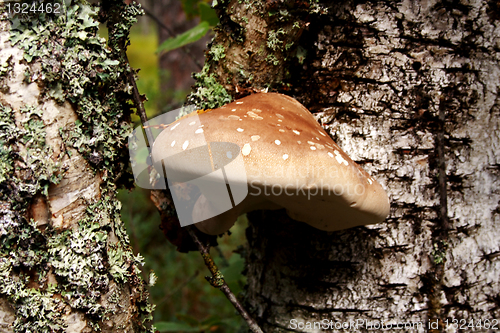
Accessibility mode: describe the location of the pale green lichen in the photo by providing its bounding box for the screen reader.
[295,45,307,65]
[187,64,232,109]
[266,28,285,51]
[1,1,155,331]
[0,56,9,77]
[0,214,63,333]
[186,42,232,109]
[0,259,65,332]
[431,241,448,265]
[265,54,280,66]
[209,43,226,62]
[0,105,16,185]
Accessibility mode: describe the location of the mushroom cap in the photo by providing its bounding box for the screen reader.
[151,93,390,235]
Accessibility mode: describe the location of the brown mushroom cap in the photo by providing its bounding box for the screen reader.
[152,93,390,235]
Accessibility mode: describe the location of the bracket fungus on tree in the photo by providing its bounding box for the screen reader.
[151,93,390,235]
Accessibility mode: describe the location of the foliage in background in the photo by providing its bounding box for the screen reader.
[122,19,248,333]
[157,0,218,54]
[117,186,247,333]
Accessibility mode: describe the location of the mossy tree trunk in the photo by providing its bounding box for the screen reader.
[192,0,500,331]
[0,1,154,332]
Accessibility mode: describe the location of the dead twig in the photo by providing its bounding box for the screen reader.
[123,35,264,333]
[185,226,264,333]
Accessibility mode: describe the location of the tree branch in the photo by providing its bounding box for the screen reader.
[123,46,263,333]
[185,226,264,333]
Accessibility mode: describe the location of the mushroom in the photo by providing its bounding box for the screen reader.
[151,93,390,235]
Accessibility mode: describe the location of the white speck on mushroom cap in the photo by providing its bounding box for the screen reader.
[333,150,349,166]
[231,109,237,111]
[247,111,263,120]
[236,101,243,104]
[307,141,315,145]
[293,130,301,135]
[237,128,244,132]
[195,128,204,134]
[275,140,281,145]
[170,122,180,131]
[171,140,176,147]
[251,135,260,141]
[328,152,334,157]
[279,129,285,132]
[310,146,317,150]
[228,115,240,120]
[182,140,189,150]
[242,143,251,156]
[283,154,289,160]
[275,113,284,119]
[189,121,196,126]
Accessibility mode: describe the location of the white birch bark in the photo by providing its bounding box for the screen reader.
[204,0,500,332]
[0,3,153,332]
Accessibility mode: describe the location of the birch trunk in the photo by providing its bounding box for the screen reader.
[0,2,153,332]
[197,0,500,331]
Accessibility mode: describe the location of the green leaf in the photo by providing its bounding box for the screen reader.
[154,321,200,332]
[157,21,210,54]
[199,2,219,26]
